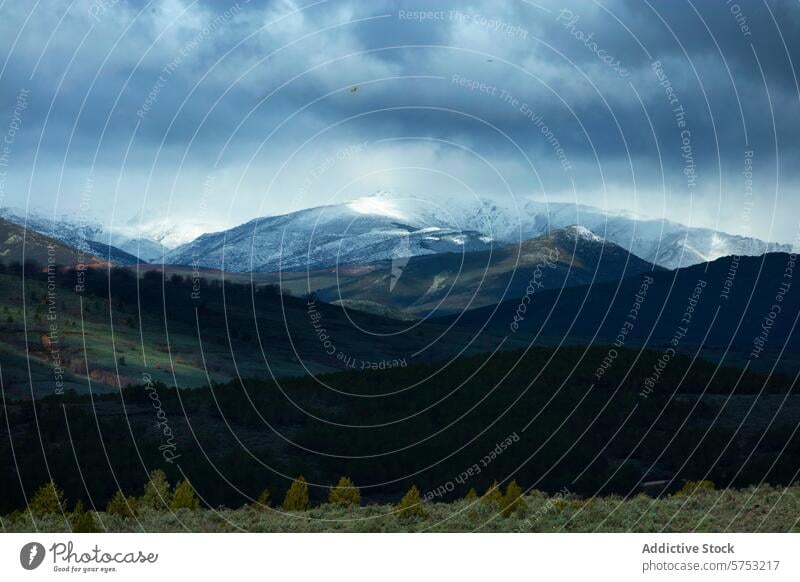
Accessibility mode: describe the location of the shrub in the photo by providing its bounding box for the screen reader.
[171,479,200,510]
[328,476,361,507]
[106,490,137,519]
[253,488,271,510]
[396,485,426,520]
[500,480,528,518]
[71,500,99,533]
[481,481,503,507]
[675,480,715,497]
[30,481,66,516]
[283,476,310,511]
[553,498,569,512]
[140,469,172,510]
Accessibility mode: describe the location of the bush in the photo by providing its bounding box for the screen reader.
[283,476,310,511]
[553,498,569,512]
[396,485,426,520]
[171,479,200,510]
[30,481,66,516]
[328,476,360,507]
[500,480,528,518]
[140,469,172,510]
[71,500,99,533]
[253,488,271,510]
[481,481,503,507]
[674,480,715,497]
[106,490,138,519]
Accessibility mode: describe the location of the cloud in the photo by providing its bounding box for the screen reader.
[0,0,798,243]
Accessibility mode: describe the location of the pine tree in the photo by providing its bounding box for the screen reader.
[396,484,426,520]
[481,481,503,507]
[171,479,200,510]
[29,480,66,516]
[500,480,527,518]
[140,469,172,510]
[464,487,478,502]
[106,490,138,519]
[283,476,310,511]
[328,476,361,507]
[71,500,99,533]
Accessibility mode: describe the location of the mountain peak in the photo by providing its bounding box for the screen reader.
[345,194,408,221]
[553,225,605,243]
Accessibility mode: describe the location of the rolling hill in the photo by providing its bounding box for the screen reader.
[0,217,110,268]
[0,263,516,399]
[269,225,662,318]
[442,252,800,371]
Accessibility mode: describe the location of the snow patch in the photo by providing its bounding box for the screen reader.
[560,225,604,243]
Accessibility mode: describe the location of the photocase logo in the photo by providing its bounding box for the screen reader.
[20,542,46,570]
[389,232,412,293]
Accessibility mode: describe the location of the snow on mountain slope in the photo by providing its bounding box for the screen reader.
[7,191,790,272]
[364,194,792,270]
[168,192,792,273]
[0,207,167,262]
[166,200,492,272]
[122,216,212,250]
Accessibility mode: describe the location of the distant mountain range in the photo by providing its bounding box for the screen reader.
[3,193,793,271]
[0,217,118,267]
[166,192,792,272]
[412,194,793,270]
[0,207,166,262]
[165,200,493,272]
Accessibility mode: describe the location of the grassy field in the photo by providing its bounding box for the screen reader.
[3,484,799,532]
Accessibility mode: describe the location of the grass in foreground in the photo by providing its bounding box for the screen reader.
[4,484,799,533]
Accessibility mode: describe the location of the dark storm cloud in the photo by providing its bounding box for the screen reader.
[0,0,798,241]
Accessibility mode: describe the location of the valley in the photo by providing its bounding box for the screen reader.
[1,198,798,532]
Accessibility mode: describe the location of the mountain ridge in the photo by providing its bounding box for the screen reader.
[0,207,165,262]
[293,225,663,318]
[438,251,800,371]
[165,193,792,272]
[5,194,792,271]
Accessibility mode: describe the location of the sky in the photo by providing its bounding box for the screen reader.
[0,0,799,245]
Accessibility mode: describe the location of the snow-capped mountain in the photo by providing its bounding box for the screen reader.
[121,216,213,250]
[384,194,793,269]
[166,198,494,272]
[0,207,167,262]
[166,192,793,273]
[7,192,791,272]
